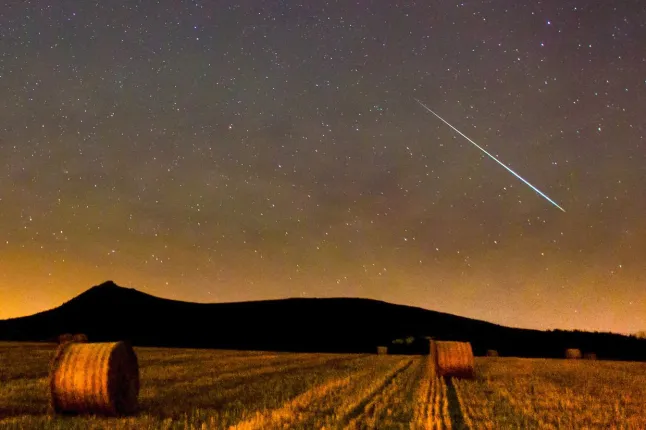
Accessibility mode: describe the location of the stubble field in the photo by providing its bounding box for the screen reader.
[0,342,644,429]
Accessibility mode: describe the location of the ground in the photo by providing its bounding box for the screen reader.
[0,342,644,429]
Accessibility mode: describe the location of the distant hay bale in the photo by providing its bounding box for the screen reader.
[49,341,139,416]
[584,352,597,360]
[431,340,475,379]
[486,349,499,357]
[565,348,582,359]
[72,334,88,343]
[377,346,388,355]
[58,334,74,344]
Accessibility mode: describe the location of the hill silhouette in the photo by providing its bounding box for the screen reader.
[1,281,644,360]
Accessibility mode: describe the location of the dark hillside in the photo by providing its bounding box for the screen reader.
[1,281,644,360]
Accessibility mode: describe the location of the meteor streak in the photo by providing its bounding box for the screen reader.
[415,98,566,213]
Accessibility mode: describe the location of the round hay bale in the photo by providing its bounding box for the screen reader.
[486,349,499,357]
[72,333,88,343]
[49,341,139,415]
[58,333,74,344]
[432,340,474,379]
[565,348,582,359]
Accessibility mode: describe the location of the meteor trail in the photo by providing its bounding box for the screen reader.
[415,98,566,213]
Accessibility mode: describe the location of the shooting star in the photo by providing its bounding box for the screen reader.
[415,98,566,213]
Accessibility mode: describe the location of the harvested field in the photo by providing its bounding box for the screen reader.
[453,357,646,429]
[1,342,644,429]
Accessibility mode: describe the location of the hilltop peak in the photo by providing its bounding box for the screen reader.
[64,280,155,309]
[93,280,122,289]
[85,280,141,296]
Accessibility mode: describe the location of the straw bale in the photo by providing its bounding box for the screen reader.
[486,349,499,357]
[565,348,582,359]
[431,340,474,379]
[376,346,388,355]
[584,352,597,360]
[49,341,139,415]
[58,333,74,344]
[72,333,88,343]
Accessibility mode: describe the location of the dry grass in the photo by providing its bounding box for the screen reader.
[453,357,646,428]
[49,341,140,416]
[1,342,645,428]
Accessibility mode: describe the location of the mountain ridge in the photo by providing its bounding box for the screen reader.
[1,280,644,360]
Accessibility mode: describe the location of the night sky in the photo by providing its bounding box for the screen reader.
[1,1,644,334]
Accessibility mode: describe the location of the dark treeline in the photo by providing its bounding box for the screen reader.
[1,281,644,361]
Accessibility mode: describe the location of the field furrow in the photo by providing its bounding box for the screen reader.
[228,362,383,429]
[438,377,453,429]
[411,358,433,428]
[345,357,423,429]
[140,354,373,423]
[229,356,414,429]
[328,357,414,428]
[411,358,452,430]
[451,376,474,430]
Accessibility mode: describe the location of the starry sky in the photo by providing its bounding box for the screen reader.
[1,1,644,334]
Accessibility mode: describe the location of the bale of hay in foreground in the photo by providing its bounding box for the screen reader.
[376,346,388,355]
[584,352,597,360]
[72,333,88,343]
[565,348,582,359]
[431,340,475,379]
[58,333,74,344]
[486,349,499,357]
[50,341,139,415]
